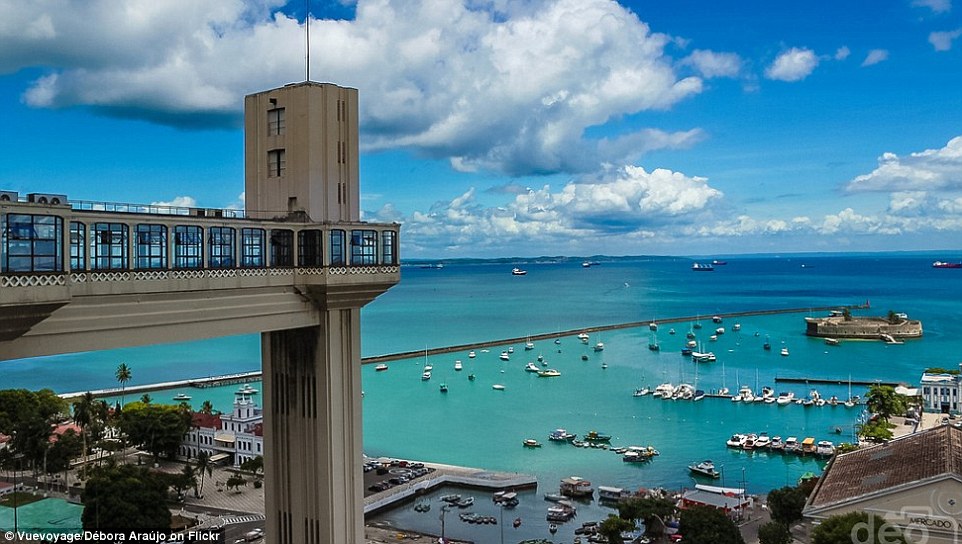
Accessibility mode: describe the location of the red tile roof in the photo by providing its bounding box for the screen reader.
[807,425,962,510]
[191,412,222,430]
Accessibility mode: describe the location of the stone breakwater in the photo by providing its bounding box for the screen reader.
[804,316,923,339]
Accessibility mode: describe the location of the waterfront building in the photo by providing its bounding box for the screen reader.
[804,314,923,339]
[0,80,400,544]
[180,386,264,467]
[803,425,962,544]
[920,366,962,414]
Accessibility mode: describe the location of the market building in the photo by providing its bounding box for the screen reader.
[803,424,962,544]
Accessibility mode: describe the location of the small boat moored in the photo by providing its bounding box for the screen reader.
[688,460,721,479]
[375,364,388,372]
[511,267,528,276]
[523,439,542,448]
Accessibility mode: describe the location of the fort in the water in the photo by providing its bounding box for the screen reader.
[804,312,923,339]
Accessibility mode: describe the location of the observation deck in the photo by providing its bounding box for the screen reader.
[0,192,399,360]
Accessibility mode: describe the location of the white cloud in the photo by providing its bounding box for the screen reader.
[929,28,962,51]
[847,136,962,192]
[151,196,197,208]
[3,0,707,177]
[913,0,952,13]
[765,47,819,82]
[382,165,724,252]
[861,49,889,67]
[680,49,742,78]
[834,46,851,60]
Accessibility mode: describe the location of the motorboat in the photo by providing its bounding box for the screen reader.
[691,263,715,271]
[577,332,589,343]
[709,335,718,342]
[742,434,757,450]
[715,327,725,335]
[511,267,527,275]
[933,260,962,268]
[173,393,192,401]
[456,497,474,508]
[523,439,542,448]
[816,440,836,457]
[538,369,562,377]
[769,436,784,451]
[693,389,706,401]
[507,346,515,353]
[681,347,693,356]
[718,387,730,396]
[468,373,476,381]
[525,340,535,350]
[780,347,790,356]
[776,392,795,405]
[633,387,651,397]
[492,384,505,390]
[543,493,565,502]
[761,386,775,399]
[784,437,799,454]
[726,434,746,448]
[500,351,510,361]
[593,342,605,351]
[560,476,594,497]
[668,328,675,335]
[755,432,771,448]
[548,429,576,442]
[468,350,476,358]
[440,494,461,504]
[736,385,755,402]
[439,383,448,393]
[375,364,388,372]
[421,370,432,381]
[713,316,723,323]
[688,460,720,479]
[623,446,659,462]
[653,383,674,398]
[648,341,660,351]
[583,430,611,442]
[525,362,540,372]
[649,321,658,331]
[732,323,741,331]
[687,340,698,348]
[454,360,463,371]
[691,351,716,363]
[424,364,433,371]
[825,338,840,346]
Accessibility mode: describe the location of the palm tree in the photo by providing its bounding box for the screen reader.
[72,392,95,478]
[140,393,152,405]
[115,363,132,408]
[200,400,215,415]
[194,451,213,498]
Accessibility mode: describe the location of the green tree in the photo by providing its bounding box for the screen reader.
[200,400,216,415]
[82,463,172,530]
[866,385,908,421]
[73,392,97,478]
[194,451,213,498]
[678,506,745,544]
[226,474,246,492]
[598,514,636,544]
[117,402,191,460]
[0,389,68,469]
[180,463,198,498]
[834,442,859,454]
[858,418,895,442]
[239,455,263,478]
[140,393,152,405]
[46,428,83,475]
[767,486,808,525]
[115,363,132,408]
[811,512,906,544]
[618,496,678,537]
[758,521,793,544]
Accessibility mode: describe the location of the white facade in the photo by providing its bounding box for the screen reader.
[920,365,962,414]
[181,385,264,467]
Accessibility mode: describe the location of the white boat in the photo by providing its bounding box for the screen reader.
[538,369,562,377]
[732,323,741,331]
[824,338,840,346]
[173,393,192,401]
[653,383,674,398]
[577,332,589,343]
[755,433,771,448]
[649,321,658,331]
[784,437,799,453]
[523,439,542,448]
[816,440,836,457]
[468,351,476,358]
[726,434,746,447]
[525,340,535,350]
[421,370,432,381]
[548,429,576,442]
[633,387,651,397]
[507,346,515,353]
[500,351,510,361]
[691,351,716,363]
[593,342,605,351]
[776,392,795,405]
[454,360,463,371]
[424,365,433,371]
[375,363,388,372]
[511,267,527,276]
[688,460,720,479]
[715,327,725,335]
[492,384,505,390]
[718,387,730,396]
[780,347,789,356]
[525,362,540,372]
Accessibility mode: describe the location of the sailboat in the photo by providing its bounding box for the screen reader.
[844,375,856,407]
[718,361,730,397]
[648,331,660,351]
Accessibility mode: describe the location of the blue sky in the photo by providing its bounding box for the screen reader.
[1,0,961,258]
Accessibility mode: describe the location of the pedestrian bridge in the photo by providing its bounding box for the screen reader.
[0,194,399,360]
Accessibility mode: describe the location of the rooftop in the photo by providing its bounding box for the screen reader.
[806,424,962,511]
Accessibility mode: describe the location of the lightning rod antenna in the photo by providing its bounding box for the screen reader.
[305,0,311,82]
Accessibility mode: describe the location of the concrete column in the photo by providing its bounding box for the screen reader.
[262,308,364,544]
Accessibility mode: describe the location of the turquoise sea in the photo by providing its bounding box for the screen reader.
[4,253,961,541]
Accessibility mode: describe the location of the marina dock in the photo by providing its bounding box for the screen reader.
[775,376,901,387]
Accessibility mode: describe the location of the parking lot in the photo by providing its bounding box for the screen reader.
[363,458,436,496]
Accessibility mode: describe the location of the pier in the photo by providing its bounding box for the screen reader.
[363,303,868,364]
[775,376,902,387]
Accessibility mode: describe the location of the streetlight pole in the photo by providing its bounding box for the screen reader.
[499,503,504,544]
[13,452,24,535]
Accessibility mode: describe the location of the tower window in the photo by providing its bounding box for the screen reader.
[268,107,285,135]
[268,149,286,178]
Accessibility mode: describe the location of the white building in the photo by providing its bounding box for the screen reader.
[920,364,962,415]
[180,384,264,467]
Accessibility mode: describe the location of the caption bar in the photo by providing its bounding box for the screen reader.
[2,530,221,543]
